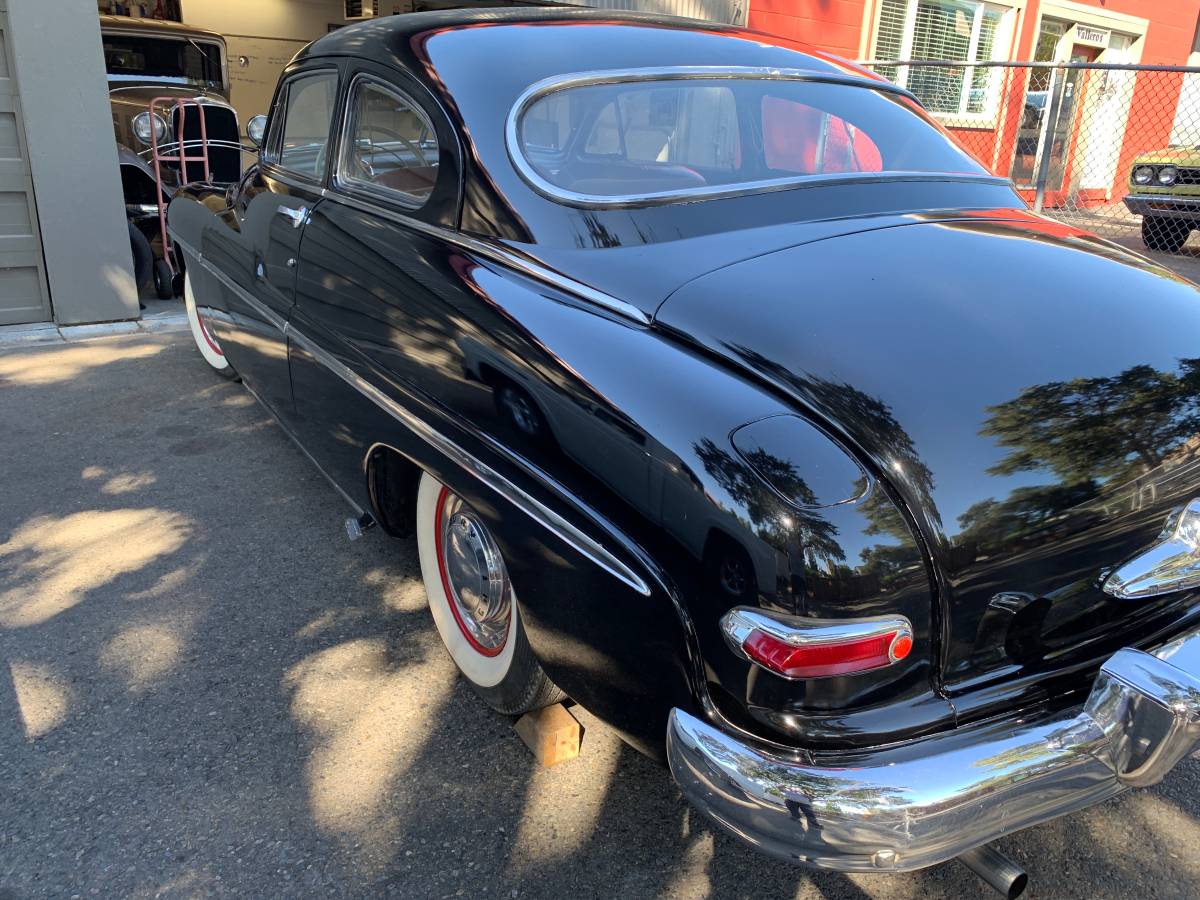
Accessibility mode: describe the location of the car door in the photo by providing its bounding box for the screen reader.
[287,65,658,517]
[201,67,339,418]
[286,64,469,506]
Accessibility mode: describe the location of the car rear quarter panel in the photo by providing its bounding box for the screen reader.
[287,196,943,751]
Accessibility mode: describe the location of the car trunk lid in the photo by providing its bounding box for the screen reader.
[654,209,1200,699]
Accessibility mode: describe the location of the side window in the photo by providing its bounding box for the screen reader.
[339,80,440,206]
[272,71,338,181]
[762,96,883,175]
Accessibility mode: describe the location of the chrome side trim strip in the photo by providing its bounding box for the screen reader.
[319,189,651,325]
[505,66,1008,209]
[177,234,649,595]
[205,263,289,332]
[284,322,652,597]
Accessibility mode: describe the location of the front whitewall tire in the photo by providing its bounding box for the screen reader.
[184,271,235,376]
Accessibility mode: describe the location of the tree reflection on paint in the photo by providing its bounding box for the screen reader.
[983,359,1200,484]
[693,437,845,570]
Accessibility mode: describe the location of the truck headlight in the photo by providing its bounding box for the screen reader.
[1158,166,1179,186]
[132,112,169,146]
[1133,166,1154,185]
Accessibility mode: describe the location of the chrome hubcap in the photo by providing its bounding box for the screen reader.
[439,492,512,652]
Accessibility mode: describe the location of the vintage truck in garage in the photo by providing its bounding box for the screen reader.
[101,14,242,298]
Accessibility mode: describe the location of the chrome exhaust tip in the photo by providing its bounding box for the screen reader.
[957,843,1028,899]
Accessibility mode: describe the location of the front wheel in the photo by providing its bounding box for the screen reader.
[184,271,238,380]
[416,472,564,715]
[1142,216,1191,253]
[153,258,175,299]
[128,223,152,292]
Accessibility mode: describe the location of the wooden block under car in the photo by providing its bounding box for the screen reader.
[514,703,581,766]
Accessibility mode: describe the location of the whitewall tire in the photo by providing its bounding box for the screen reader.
[416,471,564,714]
[184,271,237,379]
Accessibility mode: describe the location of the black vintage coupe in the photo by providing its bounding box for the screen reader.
[169,9,1200,893]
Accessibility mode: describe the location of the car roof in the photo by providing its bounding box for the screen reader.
[98,14,225,44]
[295,7,874,84]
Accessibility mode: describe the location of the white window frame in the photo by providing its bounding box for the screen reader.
[871,0,1018,126]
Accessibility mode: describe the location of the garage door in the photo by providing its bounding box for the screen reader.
[0,0,51,325]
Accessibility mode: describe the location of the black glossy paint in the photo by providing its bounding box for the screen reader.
[169,10,1200,754]
[657,210,1200,725]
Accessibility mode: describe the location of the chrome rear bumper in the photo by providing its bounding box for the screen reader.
[667,626,1200,872]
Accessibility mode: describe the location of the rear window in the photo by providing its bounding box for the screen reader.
[512,73,986,204]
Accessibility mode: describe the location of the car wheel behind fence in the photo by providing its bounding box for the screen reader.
[1142,218,1191,254]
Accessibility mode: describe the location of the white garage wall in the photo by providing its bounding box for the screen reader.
[181,0,346,42]
[179,1,348,132]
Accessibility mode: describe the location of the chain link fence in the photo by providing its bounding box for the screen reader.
[862,59,1200,256]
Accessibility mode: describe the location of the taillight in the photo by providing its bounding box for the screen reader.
[721,607,914,680]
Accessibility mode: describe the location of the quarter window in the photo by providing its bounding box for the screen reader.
[340,80,440,206]
[273,72,338,180]
[873,0,1013,121]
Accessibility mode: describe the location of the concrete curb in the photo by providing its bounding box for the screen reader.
[0,312,188,348]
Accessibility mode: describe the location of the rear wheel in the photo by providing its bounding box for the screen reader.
[1142,216,1191,253]
[416,471,563,714]
[184,271,238,380]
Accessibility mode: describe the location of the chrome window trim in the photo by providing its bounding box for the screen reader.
[505,66,1006,209]
[169,224,649,596]
[334,73,440,211]
[320,188,651,325]
[258,165,333,198]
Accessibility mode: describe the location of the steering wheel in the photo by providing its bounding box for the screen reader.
[358,123,432,176]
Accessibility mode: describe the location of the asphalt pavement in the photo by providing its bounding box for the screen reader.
[2,332,1199,899]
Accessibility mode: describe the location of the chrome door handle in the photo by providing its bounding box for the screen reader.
[277,205,308,229]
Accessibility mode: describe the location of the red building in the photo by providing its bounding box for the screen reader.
[747,1,1200,206]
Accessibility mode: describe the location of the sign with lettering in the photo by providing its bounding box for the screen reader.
[1075,25,1111,48]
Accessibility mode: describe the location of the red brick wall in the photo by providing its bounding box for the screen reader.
[746,0,869,60]
[745,0,1200,66]
[746,0,1200,204]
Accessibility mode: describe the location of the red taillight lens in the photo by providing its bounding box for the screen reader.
[742,627,911,679]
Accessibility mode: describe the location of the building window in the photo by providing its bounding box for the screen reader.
[873,0,1012,121]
